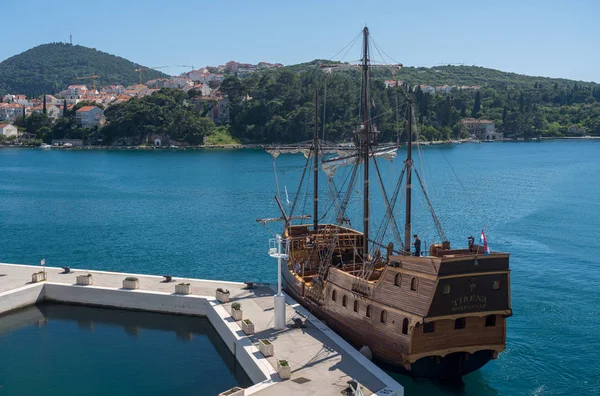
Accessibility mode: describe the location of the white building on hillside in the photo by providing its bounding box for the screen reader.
[59,85,89,100]
[101,85,126,95]
[75,106,104,128]
[0,123,18,137]
[461,118,503,140]
[0,103,23,122]
[171,76,193,88]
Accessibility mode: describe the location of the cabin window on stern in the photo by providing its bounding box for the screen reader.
[380,310,387,324]
[332,289,336,302]
[353,300,359,313]
[342,295,347,308]
[411,277,418,291]
[402,318,409,335]
[443,284,451,295]
[423,321,435,333]
[394,273,402,287]
[493,280,500,290]
[485,315,497,327]
[454,317,466,329]
[366,305,372,318]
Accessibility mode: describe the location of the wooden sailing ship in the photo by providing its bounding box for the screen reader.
[260,27,511,379]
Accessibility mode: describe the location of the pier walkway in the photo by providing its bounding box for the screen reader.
[0,263,402,396]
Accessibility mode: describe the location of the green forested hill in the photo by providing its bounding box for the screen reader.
[0,43,170,96]
[283,61,598,88]
[221,61,600,142]
[392,65,598,88]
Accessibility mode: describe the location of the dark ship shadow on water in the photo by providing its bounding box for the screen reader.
[383,368,501,395]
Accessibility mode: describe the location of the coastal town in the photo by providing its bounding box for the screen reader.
[0,61,285,136]
[0,58,510,147]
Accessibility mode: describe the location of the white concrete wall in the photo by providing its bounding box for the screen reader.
[206,300,276,385]
[0,283,44,315]
[43,283,209,316]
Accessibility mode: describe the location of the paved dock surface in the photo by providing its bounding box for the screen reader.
[0,263,400,395]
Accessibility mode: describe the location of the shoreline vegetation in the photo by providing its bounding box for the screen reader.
[1,136,598,151]
[3,65,600,147]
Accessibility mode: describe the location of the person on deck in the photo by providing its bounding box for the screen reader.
[468,235,475,252]
[413,234,421,257]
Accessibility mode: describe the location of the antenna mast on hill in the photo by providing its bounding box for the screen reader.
[70,33,72,45]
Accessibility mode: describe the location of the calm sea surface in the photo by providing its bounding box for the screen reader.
[1,141,599,395]
[0,303,252,395]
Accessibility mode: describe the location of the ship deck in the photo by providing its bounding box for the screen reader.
[0,263,402,396]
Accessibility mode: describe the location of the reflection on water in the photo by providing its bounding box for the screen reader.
[0,303,252,395]
[386,369,502,396]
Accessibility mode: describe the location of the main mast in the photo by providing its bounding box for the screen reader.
[404,99,413,254]
[361,27,371,261]
[313,89,319,231]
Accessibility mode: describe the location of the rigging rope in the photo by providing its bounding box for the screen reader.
[272,155,282,202]
[439,150,491,233]
[414,168,447,242]
[288,150,312,220]
[322,82,327,141]
[300,155,313,225]
[370,149,404,251]
[329,30,363,61]
[374,163,406,252]
[370,35,404,67]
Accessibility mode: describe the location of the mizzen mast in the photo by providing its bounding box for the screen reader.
[404,99,414,254]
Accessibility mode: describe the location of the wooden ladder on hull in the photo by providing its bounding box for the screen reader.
[304,227,340,305]
[351,261,374,297]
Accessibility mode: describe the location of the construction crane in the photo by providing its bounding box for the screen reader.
[133,66,169,84]
[75,75,100,91]
[176,64,195,70]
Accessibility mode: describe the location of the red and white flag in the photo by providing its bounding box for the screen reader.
[480,230,490,256]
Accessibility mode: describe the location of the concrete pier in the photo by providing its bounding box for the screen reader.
[0,263,403,396]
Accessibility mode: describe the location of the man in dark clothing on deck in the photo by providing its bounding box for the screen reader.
[413,234,421,257]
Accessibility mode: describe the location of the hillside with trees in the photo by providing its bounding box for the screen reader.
[222,62,600,142]
[102,89,216,145]
[4,44,599,144]
[0,43,170,96]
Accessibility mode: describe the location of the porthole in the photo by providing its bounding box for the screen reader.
[394,273,402,287]
[411,277,418,291]
[380,310,387,324]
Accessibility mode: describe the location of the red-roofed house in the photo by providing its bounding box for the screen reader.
[112,94,132,104]
[0,103,23,122]
[76,106,104,128]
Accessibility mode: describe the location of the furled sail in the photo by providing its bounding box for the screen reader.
[266,148,312,158]
[264,142,357,159]
[321,147,398,178]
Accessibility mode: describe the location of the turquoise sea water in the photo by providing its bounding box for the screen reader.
[0,141,599,395]
[0,304,251,395]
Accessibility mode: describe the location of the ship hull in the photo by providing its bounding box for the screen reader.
[374,350,493,379]
[283,267,494,379]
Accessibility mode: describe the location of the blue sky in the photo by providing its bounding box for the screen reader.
[3,0,599,82]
